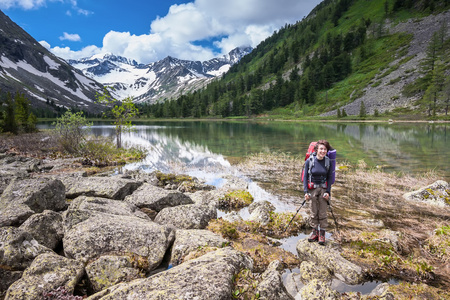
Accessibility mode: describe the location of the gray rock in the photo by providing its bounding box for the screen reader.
[283,271,304,299]
[0,204,34,227]
[0,177,66,226]
[222,211,243,223]
[5,252,84,300]
[187,190,221,208]
[0,226,53,270]
[69,196,149,220]
[62,207,96,233]
[299,260,332,283]
[170,229,229,266]
[63,213,174,270]
[154,204,217,229]
[19,210,64,250]
[86,247,252,300]
[403,180,449,207]
[121,169,159,185]
[125,183,193,212]
[61,176,142,200]
[0,269,22,299]
[177,179,215,193]
[298,279,340,300]
[85,255,145,293]
[248,201,275,225]
[296,239,364,285]
[256,260,294,300]
[369,282,395,299]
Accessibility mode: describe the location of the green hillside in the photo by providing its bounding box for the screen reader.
[140,0,450,120]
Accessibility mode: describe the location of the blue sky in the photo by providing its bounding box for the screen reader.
[0,0,322,64]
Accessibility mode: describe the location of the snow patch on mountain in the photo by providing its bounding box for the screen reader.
[68,47,252,104]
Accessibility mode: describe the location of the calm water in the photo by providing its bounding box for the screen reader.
[76,120,449,180]
[38,120,450,190]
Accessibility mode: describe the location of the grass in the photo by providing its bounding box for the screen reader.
[218,190,254,210]
[0,130,146,169]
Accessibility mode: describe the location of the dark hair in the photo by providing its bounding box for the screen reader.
[314,140,333,152]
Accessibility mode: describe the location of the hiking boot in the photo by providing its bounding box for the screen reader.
[308,229,319,242]
[318,230,326,245]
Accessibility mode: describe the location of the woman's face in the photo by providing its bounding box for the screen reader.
[316,144,328,159]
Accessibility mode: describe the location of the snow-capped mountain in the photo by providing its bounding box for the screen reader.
[0,10,105,113]
[68,47,253,104]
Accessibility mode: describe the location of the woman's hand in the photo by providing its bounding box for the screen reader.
[305,193,311,200]
[323,193,330,200]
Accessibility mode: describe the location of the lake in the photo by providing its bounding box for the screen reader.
[78,120,449,181]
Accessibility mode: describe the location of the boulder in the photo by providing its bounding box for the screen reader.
[19,210,64,250]
[5,252,84,300]
[0,204,34,227]
[68,196,149,220]
[222,211,243,223]
[63,213,174,270]
[298,279,340,300]
[248,201,276,225]
[255,260,294,300]
[170,229,229,266]
[86,247,252,300]
[125,183,193,212]
[187,190,221,208]
[369,282,395,299]
[121,169,159,185]
[60,176,142,200]
[0,155,41,176]
[296,239,364,285]
[0,226,53,270]
[177,180,215,193]
[85,255,145,293]
[283,271,304,299]
[154,204,217,229]
[0,177,66,226]
[299,260,332,282]
[0,269,22,299]
[403,180,449,207]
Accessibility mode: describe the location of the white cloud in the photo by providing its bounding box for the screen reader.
[40,41,101,60]
[43,0,321,63]
[0,0,47,9]
[59,32,81,42]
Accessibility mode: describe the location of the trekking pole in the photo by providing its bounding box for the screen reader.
[326,197,341,237]
[284,199,306,232]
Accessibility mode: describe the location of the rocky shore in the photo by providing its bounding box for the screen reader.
[1,151,449,299]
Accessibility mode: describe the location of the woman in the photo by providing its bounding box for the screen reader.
[303,140,333,245]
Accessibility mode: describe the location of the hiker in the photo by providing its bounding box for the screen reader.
[303,139,333,245]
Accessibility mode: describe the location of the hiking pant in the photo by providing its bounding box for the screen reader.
[309,187,328,230]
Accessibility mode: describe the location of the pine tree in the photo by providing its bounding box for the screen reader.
[3,92,18,134]
[342,108,347,117]
[359,101,367,118]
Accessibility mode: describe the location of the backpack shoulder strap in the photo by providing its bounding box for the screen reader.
[325,156,330,171]
[308,155,315,183]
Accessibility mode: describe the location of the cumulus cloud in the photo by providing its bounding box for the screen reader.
[45,0,320,63]
[41,41,101,60]
[59,32,81,42]
[0,0,46,9]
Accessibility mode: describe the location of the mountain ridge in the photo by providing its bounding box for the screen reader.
[68,47,253,104]
[0,9,105,114]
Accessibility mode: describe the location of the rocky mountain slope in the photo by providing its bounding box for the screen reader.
[68,47,252,104]
[0,10,105,113]
[321,10,450,116]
